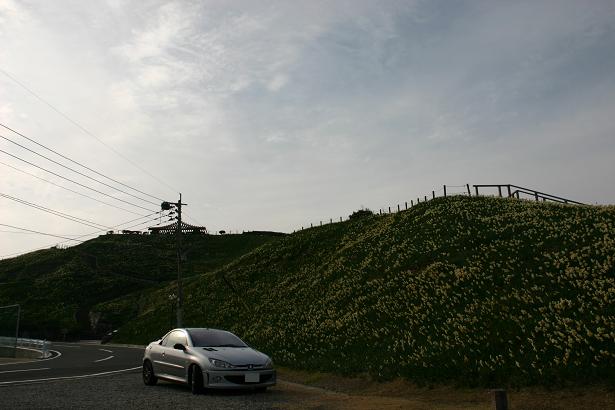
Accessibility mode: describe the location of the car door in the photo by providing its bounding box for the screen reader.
[150,332,171,376]
[164,331,189,380]
[158,330,188,379]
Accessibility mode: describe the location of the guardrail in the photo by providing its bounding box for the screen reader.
[0,336,51,358]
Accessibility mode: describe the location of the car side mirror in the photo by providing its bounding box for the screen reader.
[174,343,186,351]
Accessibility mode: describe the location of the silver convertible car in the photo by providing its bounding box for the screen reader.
[142,328,276,394]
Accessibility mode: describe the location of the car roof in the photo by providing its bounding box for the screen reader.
[165,327,232,334]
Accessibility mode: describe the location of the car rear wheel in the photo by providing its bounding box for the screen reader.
[142,360,158,386]
[190,364,204,395]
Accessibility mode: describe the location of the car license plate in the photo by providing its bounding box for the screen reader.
[245,373,259,383]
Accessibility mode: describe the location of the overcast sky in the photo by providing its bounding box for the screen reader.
[1,0,615,257]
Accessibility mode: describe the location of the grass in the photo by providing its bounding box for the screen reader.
[114,196,614,387]
[0,232,283,339]
[277,366,614,409]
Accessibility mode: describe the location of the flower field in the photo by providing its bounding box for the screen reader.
[116,196,615,386]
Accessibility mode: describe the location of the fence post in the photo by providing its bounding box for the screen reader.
[388,206,391,213]
[534,192,539,201]
[466,184,471,196]
[443,185,447,197]
[320,221,322,226]
[417,197,420,203]
[397,204,400,212]
[507,185,512,197]
[340,216,342,222]
[493,389,508,410]
[432,190,435,199]
[498,186,502,197]
[310,223,313,228]
[405,201,408,210]
[379,209,382,215]
[411,200,414,206]
[424,195,427,202]
[330,218,332,224]
[475,185,479,196]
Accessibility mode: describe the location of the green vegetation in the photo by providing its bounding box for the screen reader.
[0,232,282,339]
[348,208,374,220]
[114,196,614,387]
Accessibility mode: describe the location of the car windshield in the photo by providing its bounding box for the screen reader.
[188,329,248,348]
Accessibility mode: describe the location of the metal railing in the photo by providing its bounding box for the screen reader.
[472,184,585,205]
[296,183,585,232]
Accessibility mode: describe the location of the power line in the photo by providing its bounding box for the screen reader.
[0,192,110,230]
[0,211,164,259]
[0,122,166,203]
[0,132,159,207]
[0,67,178,194]
[0,224,85,243]
[0,148,157,213]
[0,230,73,235]
[0,160,147,216]
[183,211,205,227]
[122,216,167,231]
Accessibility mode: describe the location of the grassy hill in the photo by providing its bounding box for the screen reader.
[113,196,614,387]
[0,232,283,340]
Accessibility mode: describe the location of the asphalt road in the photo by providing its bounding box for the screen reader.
[0,342,317,409]
[0,342,142,385]
[0,372,312,410]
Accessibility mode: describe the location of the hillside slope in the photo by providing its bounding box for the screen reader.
[116,196,614,386]
[0,232,283,339]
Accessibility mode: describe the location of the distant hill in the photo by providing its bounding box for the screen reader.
[0,232,283,340]
[112,196,614,386]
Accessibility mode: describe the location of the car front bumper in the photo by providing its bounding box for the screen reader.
[205,369,276,389]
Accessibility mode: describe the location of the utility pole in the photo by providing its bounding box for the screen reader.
[176,193,184,328]
[161,194,187,328]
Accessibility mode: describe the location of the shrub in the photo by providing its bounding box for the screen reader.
[349,208,374,220]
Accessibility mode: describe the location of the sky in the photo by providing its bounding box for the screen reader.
[1,0,615,258]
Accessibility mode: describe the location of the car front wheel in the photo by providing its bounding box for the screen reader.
[190,364,204,395]
[142,360,158,386]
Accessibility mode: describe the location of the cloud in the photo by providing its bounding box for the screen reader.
[1,0,615,256]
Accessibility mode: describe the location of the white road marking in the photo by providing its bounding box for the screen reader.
[0,367,50,374]
[99,349,113,353]
[93,355,114,363]
[0,366,141,386]
[52,344,81,348]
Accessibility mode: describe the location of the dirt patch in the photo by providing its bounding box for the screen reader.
[276,367,614,410]
[274,380,487,410]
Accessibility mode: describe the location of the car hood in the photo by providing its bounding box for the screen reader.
[191,347,269,365]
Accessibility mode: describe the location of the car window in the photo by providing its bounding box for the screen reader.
[160,332,172,346]
[163,330,186,347]
[188,329,247,347]
[175,332,187,347]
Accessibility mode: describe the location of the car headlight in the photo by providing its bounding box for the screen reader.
[209,358,235,368]
[262,358,273,369]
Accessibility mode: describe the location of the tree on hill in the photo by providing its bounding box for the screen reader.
[349,208,374,220]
